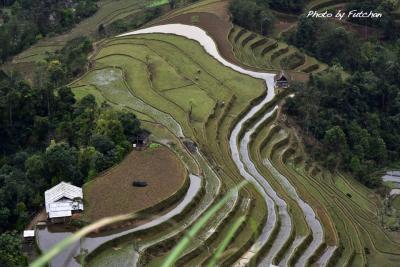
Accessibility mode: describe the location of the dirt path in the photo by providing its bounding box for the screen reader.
[27,209,47,230]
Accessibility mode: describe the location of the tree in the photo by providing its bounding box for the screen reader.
[229,0,275,34]
[47,60,66,86]
[55,86,76,119]
[90,134,115,155]
[78,146,100,181]
[0,165,32,230]
[169,0,176,9]
[323,126,348,164]
[369,137,388,164]
[75,94,97,114]
[75,0,98,19]
[94,110,126,144]
[44,141,82,185]
[73,95,98,146]
[289,15,319,49]
[350,156,361,174]
[0,231,27,267]
[60,8,75,28]
[25,154,46,190]
[0,208,11,232]
[33,116,50,144]
[117,112,141,142]
[98,23,106,36]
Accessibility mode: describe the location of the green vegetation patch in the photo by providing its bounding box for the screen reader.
[149,142,162,149]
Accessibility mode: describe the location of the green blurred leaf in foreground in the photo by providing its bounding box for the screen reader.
[162,180,248,267]
[30,212,137,267]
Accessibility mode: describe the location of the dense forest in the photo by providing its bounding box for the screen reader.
[0,0,98,62]
[284,8,400,187]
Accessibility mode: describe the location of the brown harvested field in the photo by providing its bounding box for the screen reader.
[83,146,187,221]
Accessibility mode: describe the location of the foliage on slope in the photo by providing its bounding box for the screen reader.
[229,0,275,35]
[284,12,400,187]
[285,69,400,187]
[0,0,98,62]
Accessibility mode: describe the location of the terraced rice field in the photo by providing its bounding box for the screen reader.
[228,25,328,75]
[36,7,400,266]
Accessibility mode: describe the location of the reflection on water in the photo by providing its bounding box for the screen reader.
[238,108,292,266]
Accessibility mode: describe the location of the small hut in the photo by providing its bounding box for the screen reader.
[275,70,290,88]
[133,131,150,150]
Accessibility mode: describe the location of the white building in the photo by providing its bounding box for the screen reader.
[23,230,35,238]
[45,182,84,222]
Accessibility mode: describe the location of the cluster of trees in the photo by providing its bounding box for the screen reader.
[101,7,162,36]
[284,18,400,187]
[229,0,275,34]
[45,36,93,82]
[0,0,98,62]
